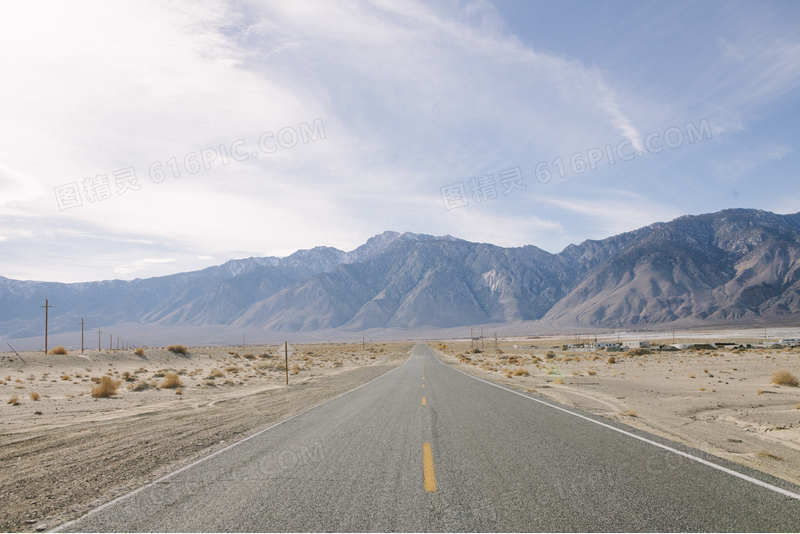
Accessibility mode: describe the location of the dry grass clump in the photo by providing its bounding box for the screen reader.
[699,387,706,392]
[587,369,597,376]
[61,374,71,381]
[688,373,696,379]
[48,345,68,355]
[224,366,241,373]
[128,380,151,392]
[175,387,183,395]
[91,376,121,398]
[291,363,300,375]
[771,369,799,387]
[8,395,19,405]
[553,377,564,385]
[545,351,556,359]
[243,353,256,360]
[121,371,134,381]
[134,348,145,356]
[167,345,188,355]
[512,368,529,377]
[756,450,783,461]
[210,369,225,378]
[607,357,616,364]
[160,372,184,389]
[30,392,40,401]
[621,409,638,417]
[625,348,651,357]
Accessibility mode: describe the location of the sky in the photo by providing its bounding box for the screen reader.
[1,0,799,283]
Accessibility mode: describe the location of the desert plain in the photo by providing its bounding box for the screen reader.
[1,334,800,532]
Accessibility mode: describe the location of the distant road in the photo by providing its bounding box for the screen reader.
[59,343,800,532]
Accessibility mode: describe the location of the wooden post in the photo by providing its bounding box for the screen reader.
[362,332,365,350]
[284,341,289,385]
[481,327,484,349]
[470,327,473,349]
[109,334,112,351]
[41,299,52,354]
[81,319,84,353]
[98,328,102,351]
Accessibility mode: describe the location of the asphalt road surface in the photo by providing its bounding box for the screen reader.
[58,343,800,532]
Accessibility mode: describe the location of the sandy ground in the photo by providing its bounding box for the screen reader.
[0,342,411,533]
[435,339,800,489]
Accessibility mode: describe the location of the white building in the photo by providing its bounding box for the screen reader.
[622,340,650,349]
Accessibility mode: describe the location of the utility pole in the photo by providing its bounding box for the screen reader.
[284,341,289,385]
[81,319,85,353]
[117,338,120,351]
[98,328,102,351]
[109,334,112,351]
[494,332,498,349]
[481,327,484,349]
[362,332,365,350]
[243,335,246,350]
[470,327,474,349]
[41,299,52,354]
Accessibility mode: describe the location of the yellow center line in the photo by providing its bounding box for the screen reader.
[423,442,437,492]
[422,397,426,405]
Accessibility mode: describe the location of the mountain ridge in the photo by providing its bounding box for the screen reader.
[3,209,800,341]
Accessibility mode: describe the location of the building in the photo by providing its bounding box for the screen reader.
[622,340,650,349]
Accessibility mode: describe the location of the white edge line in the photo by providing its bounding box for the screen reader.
[52,351,414,532]
[428,346,800,501]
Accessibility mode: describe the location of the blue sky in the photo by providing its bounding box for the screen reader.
[1,0,798,282]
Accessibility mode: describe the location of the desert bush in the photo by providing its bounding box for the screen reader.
[61,374,71,381]
[553,377,564,385]
[121,371,134,381]
[175,387,183,395]
[134,348,145,356]
[545,351,556,359]
[48,345,68,355]
[30,392,40,401]
[607,357,616,364]
[621,409,638,417]
[167,345,188,355]
[291,363,300,375]
[512,368,529,377]
[160,372,184,389]
[224,366,241,373]
[243,353,256,360]
[7,395,19,405]
[91,376,121,398]
[90,376,100,383]
[625,348,651,357]
[210,369,225,378]
[128,380,150,391]
[771,369,799,387]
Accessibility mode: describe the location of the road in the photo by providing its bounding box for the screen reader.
[58,343,800,532]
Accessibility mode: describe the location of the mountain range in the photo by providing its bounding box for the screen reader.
[3,209,800,345]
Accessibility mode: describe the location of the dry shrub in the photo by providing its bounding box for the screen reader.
[7,395,19,405]
[626,348,651,357]
[688,373,696,379]
[573,355,581,362]
[587,369,597,375]
[175,387,183,395]
[224,366,241,373]
[512,368,529,377]
[90,376,101,383]
[210,369,225,378]
[243,353,256,360]
[291,363,300,375]
[128,380,150,392]
[30,392,40,401]
[771,369,799,387]
[607,357,616,364]
[121,371,134,381]
[545,351,556,359]
[504,369,512,378]
[167,345,188,355]
[699,387,706,391]
[49,345,68,355]
[756,389,764,395]
[160,372,183,389]
[134,348,145,356]
[91,376,121,398]
[553,377,564,385]
[61,374,71,381]
[621,409,638,417]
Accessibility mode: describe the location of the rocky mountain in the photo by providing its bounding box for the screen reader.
[2,209,800,341]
